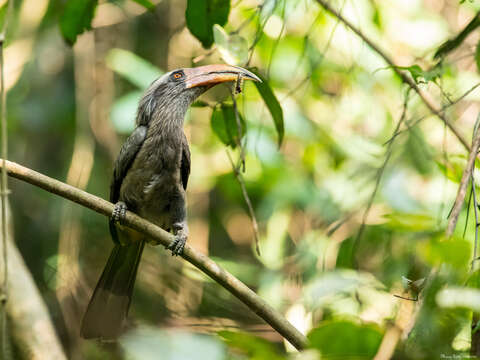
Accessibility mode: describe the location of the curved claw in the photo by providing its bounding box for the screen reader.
[167,233,187,256]
[112,201,127,223]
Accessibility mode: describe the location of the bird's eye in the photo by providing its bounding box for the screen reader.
[173,72,183,80]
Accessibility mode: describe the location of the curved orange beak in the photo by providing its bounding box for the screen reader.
[184,64,261,89]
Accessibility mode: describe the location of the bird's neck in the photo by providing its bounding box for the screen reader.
[150,108,186,138]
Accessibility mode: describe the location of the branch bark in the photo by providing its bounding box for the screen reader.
[1,160,308,350]
[446,130,480,237]
[1,201,67,360]
[314,0,471,152]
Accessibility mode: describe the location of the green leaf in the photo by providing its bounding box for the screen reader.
[130,0,155,11]
[250,69,284,147]
[0,3,8,33]
[404,126,433,175]
[385,212,436,232]
[185,0,230,48]
[191,100,210,107]
[218,331,285,360]
[308,321,383,358]
[59,0,98,45]
[419,235,471,269]
[434,12,480,59]
[106,48,163,89]
[210,104,246,148]
[395,65,443,85]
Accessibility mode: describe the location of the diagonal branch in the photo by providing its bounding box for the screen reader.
[314,0,470,151]
[1,160,307,350]
[446,123,480,237]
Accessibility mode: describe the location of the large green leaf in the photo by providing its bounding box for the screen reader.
[185,0,230,48]
[308,320,383,358]
[59,0,98,45]
[250,69,284,147]
[106,48,163,88]
[210,104,246,148]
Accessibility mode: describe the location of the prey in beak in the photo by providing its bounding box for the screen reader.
[184,64,261,90]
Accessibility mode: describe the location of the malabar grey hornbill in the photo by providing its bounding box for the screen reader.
[80,64,260,339]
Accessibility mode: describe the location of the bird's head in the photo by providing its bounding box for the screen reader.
[137,64,261,126]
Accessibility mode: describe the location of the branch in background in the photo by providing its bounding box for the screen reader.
[1,160,307,350]
[1,201,67,360]
[446,123,480,237]
[314,0,471,152]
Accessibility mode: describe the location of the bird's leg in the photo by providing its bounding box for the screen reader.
[167,189,188,256]
[168,222,188,256]
[112,201,127,223]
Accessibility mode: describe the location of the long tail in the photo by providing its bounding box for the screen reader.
[80,240,145,339]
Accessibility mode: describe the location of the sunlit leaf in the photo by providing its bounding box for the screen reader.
[210,104,246,148]
[131,0,155,11]
[385,212,436,232]
[106,48,163,89]
[434,13,480,59]
[437,287,480,312]
[59,0,98,45]
[185,0,230,48]
[250,69,284,147]
[395,64,443,84]
[435,155,466,183]
[418,236,470,269]
[308,321,383,358]
[0,2,8,33]
[213,24,248,66]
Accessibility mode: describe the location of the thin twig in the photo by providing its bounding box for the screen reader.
[0,160,306,350]
[446,118,480,237]
[226,151,261,256]
[355,89,411,246]
[0,0,14,357]
[384,82,480,146]
[315,0,470,151]
[471,175,479,270]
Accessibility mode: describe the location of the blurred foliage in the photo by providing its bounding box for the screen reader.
[6,0,480,359]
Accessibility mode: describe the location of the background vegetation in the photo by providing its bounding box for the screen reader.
[3,0,480,358]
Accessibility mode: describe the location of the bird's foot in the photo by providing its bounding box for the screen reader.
[167,223,188,256]
[112,201,127,223]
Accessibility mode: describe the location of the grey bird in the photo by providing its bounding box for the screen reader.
[80,64,261,339]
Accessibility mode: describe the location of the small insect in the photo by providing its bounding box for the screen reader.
[235,73,243,94]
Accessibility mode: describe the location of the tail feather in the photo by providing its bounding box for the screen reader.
[81,240,145,339]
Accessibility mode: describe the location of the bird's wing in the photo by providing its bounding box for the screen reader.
[181,133,191,190]
[110,125,148,203]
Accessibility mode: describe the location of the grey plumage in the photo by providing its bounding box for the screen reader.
[81,65,261,340]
